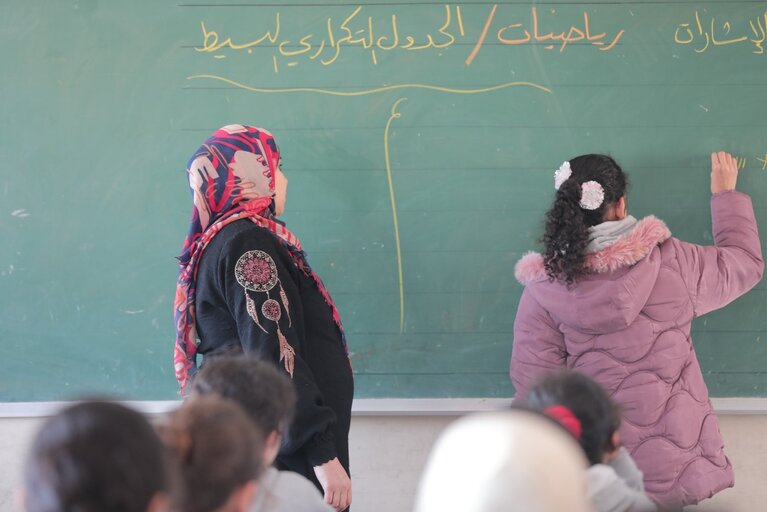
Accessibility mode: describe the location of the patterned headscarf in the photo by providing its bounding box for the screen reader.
[174,125,345,393]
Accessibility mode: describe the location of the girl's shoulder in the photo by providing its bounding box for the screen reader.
[584,216,671,274]
[515,216,672,285]
[515,252,547,285]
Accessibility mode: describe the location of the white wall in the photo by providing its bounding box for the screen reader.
[2,411,766,511]
[0,417,38,512]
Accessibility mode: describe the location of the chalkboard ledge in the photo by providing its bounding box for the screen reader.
[1,398,767,418]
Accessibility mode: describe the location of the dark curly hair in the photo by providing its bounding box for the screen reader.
[542,154,627,283]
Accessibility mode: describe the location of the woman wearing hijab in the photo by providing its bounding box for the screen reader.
[174,124,353,512]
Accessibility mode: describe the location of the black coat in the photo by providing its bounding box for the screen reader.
[195,219,353,486]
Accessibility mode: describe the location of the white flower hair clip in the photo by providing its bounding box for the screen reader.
[579,181,605,210]
[554,161,572,190]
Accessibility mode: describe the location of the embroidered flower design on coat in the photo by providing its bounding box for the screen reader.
[235,250,278,292]
[262,299,282,321]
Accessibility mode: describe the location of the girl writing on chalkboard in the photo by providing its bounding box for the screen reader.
[174,125,353,512]
[511,152,763,507]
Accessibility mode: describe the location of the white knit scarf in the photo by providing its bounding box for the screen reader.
[586,215,638,253]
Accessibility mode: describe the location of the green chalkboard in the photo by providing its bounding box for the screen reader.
[2,0,766,401]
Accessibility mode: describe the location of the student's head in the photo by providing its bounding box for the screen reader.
[23,401,168,512]
[414,410,591,512]
[542,154,628,283]
[190,356,296,465]
[525,370,621,466]
[159,396,264,512]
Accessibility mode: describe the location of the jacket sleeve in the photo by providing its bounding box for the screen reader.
[609,447,645,492]
[510,288,567,401]
[587,464,657,512]
[218,229,338,466]
[671,190,764,317]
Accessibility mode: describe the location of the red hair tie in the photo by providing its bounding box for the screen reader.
[545,405,582,440]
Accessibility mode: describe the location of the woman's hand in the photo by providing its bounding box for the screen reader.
[313,457,352,511]
[711,151,739,194]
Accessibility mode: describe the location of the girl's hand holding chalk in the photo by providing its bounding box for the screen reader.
[711,151,739,194]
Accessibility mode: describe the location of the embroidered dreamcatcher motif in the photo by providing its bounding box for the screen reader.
[234,250,295,377]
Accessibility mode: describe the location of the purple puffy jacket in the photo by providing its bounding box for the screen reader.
[511,191,763,507]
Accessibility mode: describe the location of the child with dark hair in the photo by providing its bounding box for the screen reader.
[23,401,169,512]
[525,371,656,512]
[512,152,763,506]
[159,396,264,512]
[192,356,332,512]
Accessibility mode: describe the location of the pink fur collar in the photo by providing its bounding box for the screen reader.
[515,216,671,285]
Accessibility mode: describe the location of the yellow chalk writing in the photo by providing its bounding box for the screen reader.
[737,157,748,170]
[193,4,627,72]
[383,98,408,334]
[675,10,767,54]
[185,74,552,96]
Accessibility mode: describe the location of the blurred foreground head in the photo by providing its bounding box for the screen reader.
[24,401,168,512]
[414,410,592,512]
